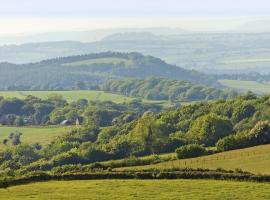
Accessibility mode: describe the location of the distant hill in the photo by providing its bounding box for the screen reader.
[102,32,167,42]
[0,27,186,45]
[0,52,219,90]
[1,32,270,74]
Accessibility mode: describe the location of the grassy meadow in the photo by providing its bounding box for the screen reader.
[0,179,269,200]
[0,126,71,147]
[0,90,168,105]
[219,79,270,94]
[117,144,270,174]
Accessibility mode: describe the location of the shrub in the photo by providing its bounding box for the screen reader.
[175,144,207,159]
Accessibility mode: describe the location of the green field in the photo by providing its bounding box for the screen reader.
[219,79,270,94]
[0,90,135,103]
[63,57,133,66]
[0,126,71,147]
[0,179,269,200]
[0,90,168,105]
[117,144,270,174]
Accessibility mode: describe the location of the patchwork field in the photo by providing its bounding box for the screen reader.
[0,126,71,147]
[219,79,270,94]
[0,179,269,200]
[117,144,270,174]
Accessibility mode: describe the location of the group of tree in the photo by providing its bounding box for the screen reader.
[101,77,237,102]
[0,95,161,127]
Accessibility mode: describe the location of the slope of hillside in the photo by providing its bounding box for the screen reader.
[0,52,218,90]
[117,144,270,174]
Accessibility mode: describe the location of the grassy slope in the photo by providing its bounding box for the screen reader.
[116,144,270,174]
[0,90,168,105]
[0,180,269,200]
[219,79,270,94]
[0,126,71,147]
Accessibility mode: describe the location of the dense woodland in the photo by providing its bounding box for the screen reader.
[0,95,160,126]
[101,77,237,101]
[1,92,270,176]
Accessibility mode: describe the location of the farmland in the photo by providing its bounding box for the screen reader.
[0,90,135,103]
[219,79,270,94]
[0,126,71,147]
[0,179,269,200]
[117,144,270,174]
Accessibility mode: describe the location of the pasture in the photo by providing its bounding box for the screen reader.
[0,126,71,147]
[219,79,270,94]
[117,144,270,174]
[0,179,269,200]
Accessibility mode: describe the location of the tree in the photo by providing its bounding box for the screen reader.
[75,81,86,90]
[14,116,24,126]
[2,139,8,145]
[187,114,233,146]
[11,132,22,146]
[131,114,168,154]
[232,103,256,123]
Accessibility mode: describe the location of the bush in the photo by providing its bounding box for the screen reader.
[216,121,270,151]
[175,144,207,159]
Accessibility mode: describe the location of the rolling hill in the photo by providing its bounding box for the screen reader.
[1,32,270,74]
[0,52,219,90]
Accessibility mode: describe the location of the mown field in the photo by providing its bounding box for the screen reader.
[0,179,269,200]
[219,79,270,94]
[0,90,168,105]
[0,126,71,147]
[117,144,270,174]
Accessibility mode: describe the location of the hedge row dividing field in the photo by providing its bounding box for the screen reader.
[2,169,270,189]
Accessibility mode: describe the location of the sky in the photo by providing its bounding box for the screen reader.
[0,0,269,36]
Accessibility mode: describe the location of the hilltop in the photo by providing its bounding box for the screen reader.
[0,52,218,90]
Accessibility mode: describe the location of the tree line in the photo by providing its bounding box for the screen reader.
[101,77,237,102]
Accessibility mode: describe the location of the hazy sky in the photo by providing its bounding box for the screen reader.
[1,0,270,17]
[0,0,269,36]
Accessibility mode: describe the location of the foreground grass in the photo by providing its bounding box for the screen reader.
[117,144,270,174]
[0,126,71,147]
[219,79,270,94]
[0,179,269,200]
